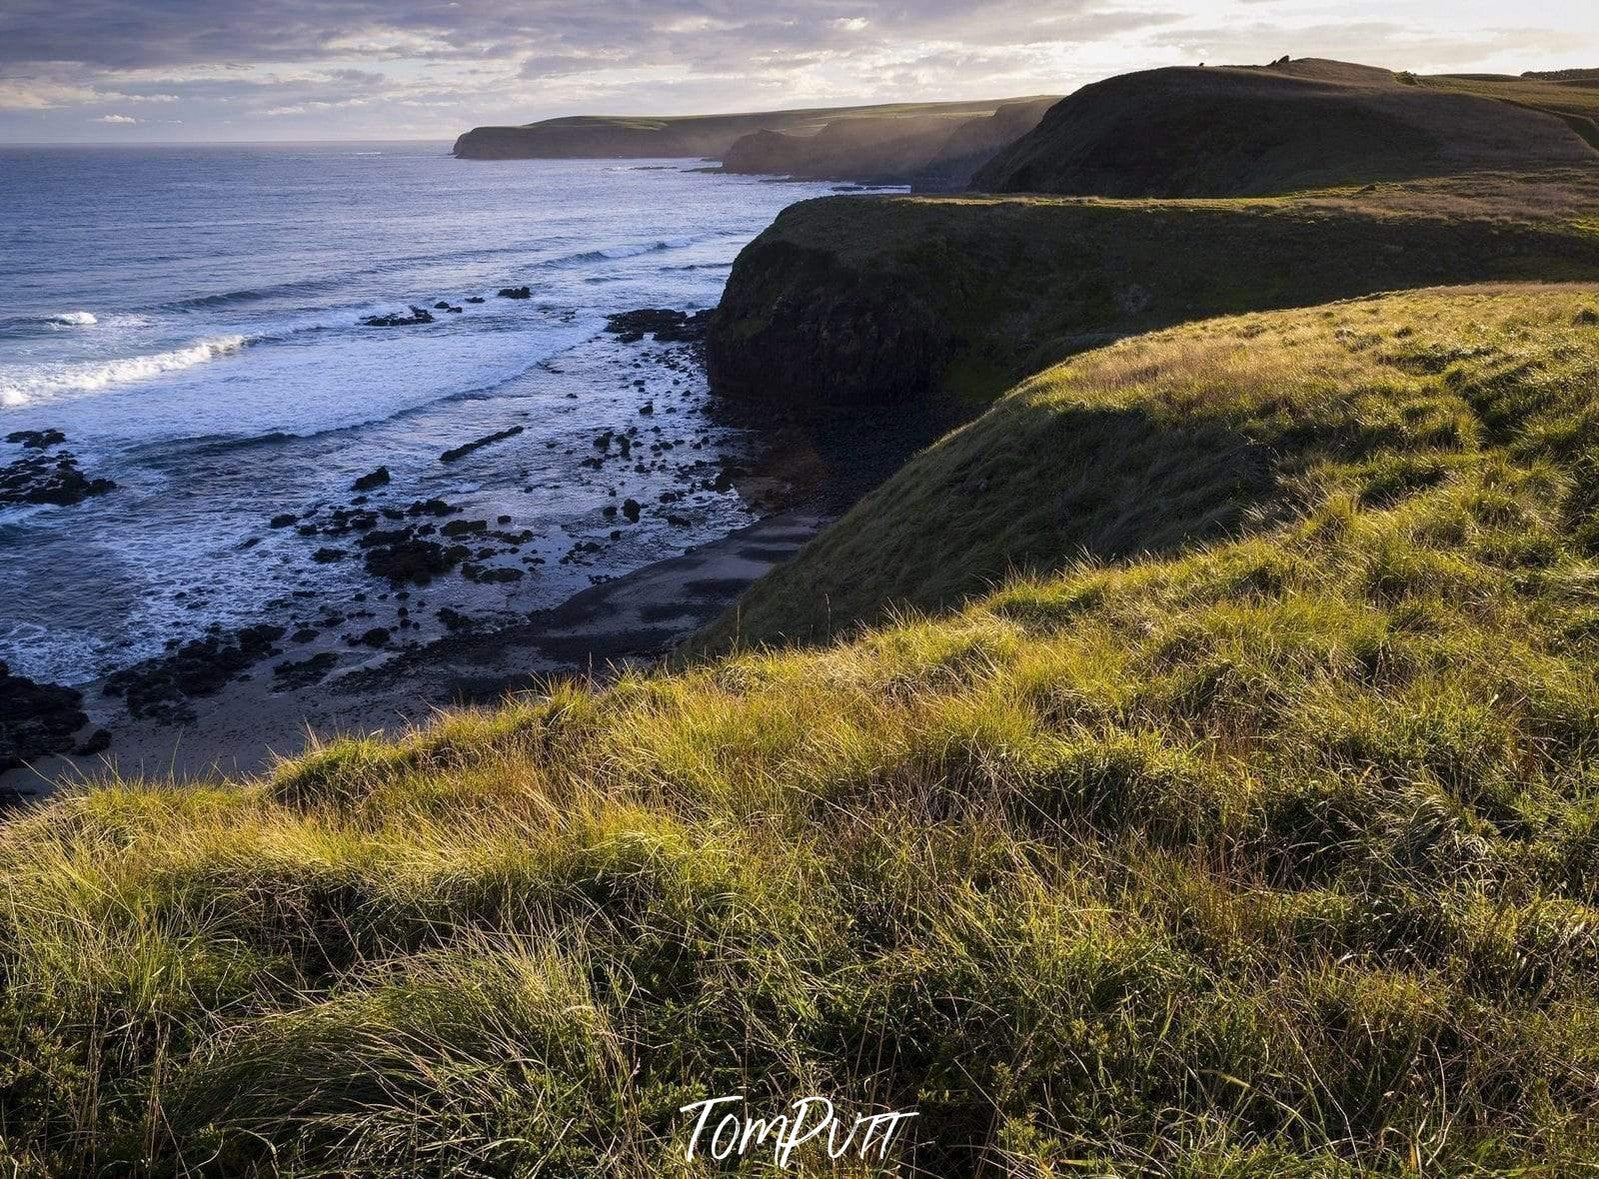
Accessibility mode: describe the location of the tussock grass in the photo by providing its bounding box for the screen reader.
[7,286,1599,1174]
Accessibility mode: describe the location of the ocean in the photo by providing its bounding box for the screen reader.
[0,143,845,686]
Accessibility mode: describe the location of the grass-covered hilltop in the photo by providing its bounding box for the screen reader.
[972,59,1599,196]
[10,58,1599,1177]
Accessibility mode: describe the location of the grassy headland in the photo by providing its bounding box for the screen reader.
[12,54,1599,1177]
[718,98,1059,189]
[450,98,1050,164]
[8,286,1599,1174]
[706,171,1599,406]
[973,60,1598,197]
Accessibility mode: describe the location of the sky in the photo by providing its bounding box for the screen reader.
[1,0,1596,144]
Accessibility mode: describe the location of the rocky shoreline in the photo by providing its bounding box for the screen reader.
[0,303,917,804]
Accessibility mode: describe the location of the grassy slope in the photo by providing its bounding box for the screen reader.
[1424,73,1599,149]
[970,60,1598,198]
[705,171,1599,405]
[9,287,1599,1174]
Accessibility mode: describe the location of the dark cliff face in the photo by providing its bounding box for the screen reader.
[705,183,1599,411]
[450,98,1058,162]
[705,228,948,405]
[452,122,727,160]
[715,100,1060,189]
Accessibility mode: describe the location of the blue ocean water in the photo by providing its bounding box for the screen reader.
[0,143,843,684]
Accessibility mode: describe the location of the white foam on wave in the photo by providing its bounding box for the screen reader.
[0,334,248,407]
[48,311,98,326]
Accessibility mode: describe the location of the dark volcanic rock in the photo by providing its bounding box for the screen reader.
[363,536,470,584]
[706,235,947,405]
[352,465,391,491]
[102,625,286,723]
[75,728,113,756]
[407,498,460,518]
[461,563,522,583]
[0,662,88,771]
[440,426,524,463]
[437,606,478,632]
[0,448,117,508]
[497,286,532,300]
[605,308,713,344]
[273,651,338,689]
[362,306,434,327]
[5,428,66,450]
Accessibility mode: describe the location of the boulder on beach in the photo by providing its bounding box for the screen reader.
[102,625,287,723]
[0,661,88,772]
[273,651,338,689]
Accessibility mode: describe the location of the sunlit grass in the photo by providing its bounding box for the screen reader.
[6,285,1599,1174]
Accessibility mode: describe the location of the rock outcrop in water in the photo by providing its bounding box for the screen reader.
[0,430,115,507]
[362,306,434,327]
[5,429,66,450]
[605,308,713,344]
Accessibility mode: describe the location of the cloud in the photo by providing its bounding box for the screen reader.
[0,0,1594,141]
[92,113,138,123]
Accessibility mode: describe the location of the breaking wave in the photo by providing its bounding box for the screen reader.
[0,335,249,407]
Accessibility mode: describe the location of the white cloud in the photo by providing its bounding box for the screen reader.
[1,0,1596,142]
[92,113,138,123]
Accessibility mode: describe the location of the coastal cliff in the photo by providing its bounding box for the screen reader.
[706,173,1599,409]
[717,98,1058,188]
[451,98,1046,162]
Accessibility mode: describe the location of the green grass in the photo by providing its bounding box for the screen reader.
[7,285,1599,1174]
[1424,73,1599,149]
